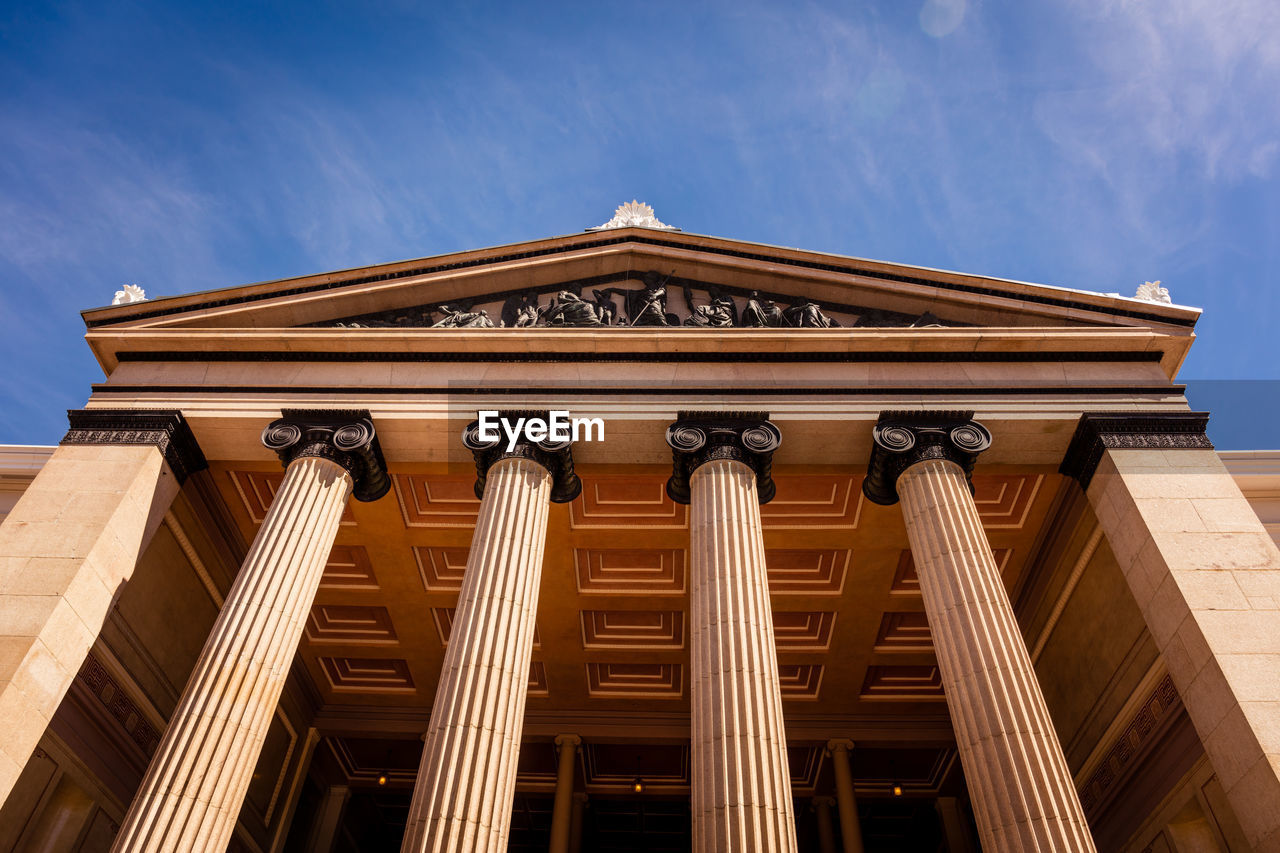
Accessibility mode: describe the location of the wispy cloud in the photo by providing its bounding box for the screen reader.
[0,0,1277,444]
[1033,0,1280,235]
[0,113,223,302]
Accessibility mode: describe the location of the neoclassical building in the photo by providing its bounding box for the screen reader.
[0,206,1277,852]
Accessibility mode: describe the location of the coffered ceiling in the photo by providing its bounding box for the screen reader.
[212,459,1057,791]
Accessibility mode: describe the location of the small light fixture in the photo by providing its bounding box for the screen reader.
[376,741,393,787]
[632,776,644,794]
[892,784,903,797]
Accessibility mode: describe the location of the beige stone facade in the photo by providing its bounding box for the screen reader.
[0,227,1276,851]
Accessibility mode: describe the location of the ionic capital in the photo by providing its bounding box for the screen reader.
[825,738,855,755]
[554,734,582,749]
[665,411,781,505]
[262,410,390,502]
[1059,411,1212,490]
[63,409,207,484]
[461,411,581,503]
[862,410,991,506]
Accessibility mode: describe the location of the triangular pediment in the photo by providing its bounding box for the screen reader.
[83,229,1199,335]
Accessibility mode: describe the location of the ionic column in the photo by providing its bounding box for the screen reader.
[112,411,389,853]
[549,735,581,853]
[568,793,587,853]
[0,410,203,804]
[401,413,580,853]
[935,797,975,853]
[308,784,351,853]
[667,413,798,853]
[812,797,837,853]
[826,740,864,853]
[864,411,1095,853]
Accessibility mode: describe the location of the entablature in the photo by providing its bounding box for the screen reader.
[78,396,1195,470]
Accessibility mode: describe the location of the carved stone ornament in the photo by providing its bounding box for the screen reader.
[316,269,949,331]
[626,271,677,326]
[862,410,992,506]
[78,653,161,756]
[539,290,604,326]
[1078,674,1180,816]
[1134,280,1171,304]
[62,409,207,484]
[1059,411,1212,490]
[111,284,147,305]
[587,200,679,232]
[682,281,737,328]
[740,291,785,327]
[261,410,391,502]
[461,411,582,503]
[665,411,781,505]
[432,305,494,328]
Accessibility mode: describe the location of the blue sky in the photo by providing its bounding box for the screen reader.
[2,0,1277,446]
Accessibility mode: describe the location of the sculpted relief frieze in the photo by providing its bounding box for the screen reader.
[317,271,960,330]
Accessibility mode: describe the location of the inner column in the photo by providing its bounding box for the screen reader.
[864,411,1096,853]
[401,413,579,853]
[667,412,798,853]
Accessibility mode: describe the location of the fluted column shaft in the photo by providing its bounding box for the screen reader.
[690,459,798,853]
[401,457,552,853]
[897,458,1094,853]
[113,455,353,852]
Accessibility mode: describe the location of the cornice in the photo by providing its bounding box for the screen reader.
[82,231,1199,331]
[1218,450,1280,480]
[62,409,207,484]
[0,446,55,478]
[1059,412,1213,490]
